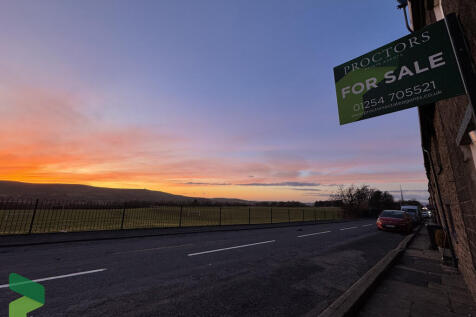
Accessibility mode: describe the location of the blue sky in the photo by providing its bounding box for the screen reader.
[0,0,428,202]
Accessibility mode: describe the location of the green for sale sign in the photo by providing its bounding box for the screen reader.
[334,19,465,125]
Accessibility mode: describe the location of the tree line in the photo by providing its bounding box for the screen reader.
[314,185,423,218]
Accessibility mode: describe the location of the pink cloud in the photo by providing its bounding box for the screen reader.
[0,81,427,200]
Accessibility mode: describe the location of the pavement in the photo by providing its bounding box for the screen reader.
[0,219,405,316]
[357,225,476,317]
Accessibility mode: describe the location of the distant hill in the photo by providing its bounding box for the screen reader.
[0,181,251,204]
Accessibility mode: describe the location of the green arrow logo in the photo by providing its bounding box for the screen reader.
[9,273,45,317]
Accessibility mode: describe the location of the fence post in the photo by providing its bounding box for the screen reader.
[288,208,291,223]
[270,207,273,224]
[314,209,317,222]
[248,207,251,224]
[324,209,327,220]
[302,209,305,222]
[28,199,39,234]
[179,206,183,227]
[120,202,126,229]
[219,207,222,226]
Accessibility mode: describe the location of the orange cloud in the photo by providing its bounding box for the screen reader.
[0,82,183,184]
[0,81,427,201]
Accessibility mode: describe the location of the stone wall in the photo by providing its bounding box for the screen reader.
[411,0,476,299]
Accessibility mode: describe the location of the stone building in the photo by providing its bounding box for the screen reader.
[409,0,476,299]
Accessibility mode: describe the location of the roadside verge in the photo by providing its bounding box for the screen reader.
[318,225,421,317]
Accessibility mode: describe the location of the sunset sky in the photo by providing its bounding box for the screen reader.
[0,0,429,202]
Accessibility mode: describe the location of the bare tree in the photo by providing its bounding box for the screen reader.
[331,184,395,218]
[331,185,359,217]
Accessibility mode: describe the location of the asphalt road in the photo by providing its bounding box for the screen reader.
[0,219,406,316]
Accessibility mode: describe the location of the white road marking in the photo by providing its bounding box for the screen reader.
[113,244,193,255]
[0,269,107,289]
[362,224,374,227]
[339,226,358,231]
[187,240,275,256]
[297,230,331,238]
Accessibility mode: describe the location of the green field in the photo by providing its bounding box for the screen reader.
[0,206,343,235]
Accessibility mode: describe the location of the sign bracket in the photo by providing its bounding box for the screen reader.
[444,13,476,116]
[397,1,415,33]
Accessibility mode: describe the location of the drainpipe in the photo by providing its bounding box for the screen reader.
[423,148,458,267]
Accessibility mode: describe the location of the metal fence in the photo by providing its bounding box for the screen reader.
[0,199,343,235]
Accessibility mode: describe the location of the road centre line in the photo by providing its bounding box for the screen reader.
[113,244,193,255]
[339,226,358,231]
[0,269,107,289]
[297,230,331,238]
[362,224,374,227]
[187,240,275,256]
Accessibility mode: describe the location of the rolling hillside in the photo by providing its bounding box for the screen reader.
[0,181,250,204]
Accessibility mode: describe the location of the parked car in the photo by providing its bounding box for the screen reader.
[377,210,413,233]
[401,205,421,224]
[421,210,431,219]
